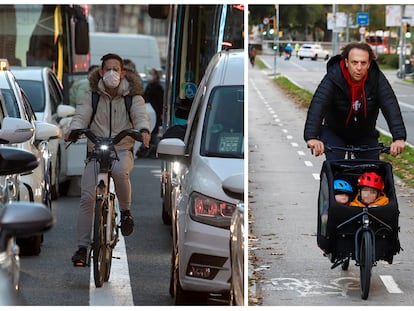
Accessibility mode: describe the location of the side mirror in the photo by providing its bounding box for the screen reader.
[34,121,61,141]
[222,173,244,201]
[0,147,38,176]
[0,202,53,252]
[0,117,34,144]
[156,138,185,161]
[57,104,75,119]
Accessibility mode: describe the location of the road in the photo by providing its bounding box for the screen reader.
[259,51,414,146]
[248,63,414,306]
[17,158,174,306]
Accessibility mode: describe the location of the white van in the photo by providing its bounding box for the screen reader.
[89,32,161,73]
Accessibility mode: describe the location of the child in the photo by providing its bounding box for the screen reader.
[350,172,389,207]
[334,179,353,205]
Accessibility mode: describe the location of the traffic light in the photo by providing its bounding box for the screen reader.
[406,24,411,39]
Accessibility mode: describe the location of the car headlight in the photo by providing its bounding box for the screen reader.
[189,192,236,229]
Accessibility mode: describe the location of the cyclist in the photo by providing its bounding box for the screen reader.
[304,42,406,160]
[64,53,151,266]
[350,172,389,207]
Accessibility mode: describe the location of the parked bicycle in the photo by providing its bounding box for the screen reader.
[317,144,401,300]
[67,128,143,288]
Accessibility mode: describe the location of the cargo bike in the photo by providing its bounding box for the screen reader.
[316,145,401,300]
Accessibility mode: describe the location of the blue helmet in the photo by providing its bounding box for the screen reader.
[334,179,353,194]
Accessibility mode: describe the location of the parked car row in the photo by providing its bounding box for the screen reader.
[157,49,245,305]
[0,60,55,304]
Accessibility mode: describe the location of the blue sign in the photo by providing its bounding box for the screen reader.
[357,12,369,26]
[184,83,197,99]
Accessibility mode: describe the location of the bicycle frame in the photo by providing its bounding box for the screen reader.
[68,128,143,287]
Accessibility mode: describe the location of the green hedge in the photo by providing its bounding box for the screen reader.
[376,53,400,69]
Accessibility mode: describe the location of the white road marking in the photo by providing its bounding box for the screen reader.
[297,151,305,156]
[286,135,293,140]
[291,142,299,147]
[282,129,288,133]
[89,235,134,306]
[312,173,320,180]
[304,161,313,167]
[380,275,403,294]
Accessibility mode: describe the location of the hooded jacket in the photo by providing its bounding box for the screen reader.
[69,68,150,152]
[304,55,406,143]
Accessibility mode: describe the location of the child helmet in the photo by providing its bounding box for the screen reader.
[334,179,353,193]
[358,172,384,191]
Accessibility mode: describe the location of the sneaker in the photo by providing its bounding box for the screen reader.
[121,210,134,236]
[72,247,87,267]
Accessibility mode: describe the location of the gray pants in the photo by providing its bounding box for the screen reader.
[76,149,134,247]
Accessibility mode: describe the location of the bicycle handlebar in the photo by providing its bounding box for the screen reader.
[324,144,390,155]
[67,128,143,145]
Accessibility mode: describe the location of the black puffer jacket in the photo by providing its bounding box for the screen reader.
[304,55,406,143]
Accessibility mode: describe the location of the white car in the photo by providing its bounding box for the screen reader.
[298,44,330,61]
[0,63,60,255]
[11,66,71,199]
[157,49,244,304]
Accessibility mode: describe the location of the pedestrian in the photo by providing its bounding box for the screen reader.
[249,47,257,67]
[295,42,300,58]
[304,41,406,160]
[142,68,164,158]
[64,53,151,267]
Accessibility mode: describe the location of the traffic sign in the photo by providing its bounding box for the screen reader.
[263,17,269,25]
[357,12,369,26]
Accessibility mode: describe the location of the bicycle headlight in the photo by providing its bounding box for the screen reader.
[189,192,236,229]
[100,145,109,151]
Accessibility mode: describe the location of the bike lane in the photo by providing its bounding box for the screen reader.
[248,64,414,306]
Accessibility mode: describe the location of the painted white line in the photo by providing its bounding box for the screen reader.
[89,235,134,306]
[297,151,305,156]
[304,161,313,167]
[291,142,299,147]
[282,129,288,133]
[286,135,293,140]
[275,119,280,122]
[380,275,403,294]
[312,173,320,180]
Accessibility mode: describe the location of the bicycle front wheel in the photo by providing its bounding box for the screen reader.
[93,198,107,288]
[360,231,373,300]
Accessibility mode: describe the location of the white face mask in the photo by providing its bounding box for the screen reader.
[103,70,121,89]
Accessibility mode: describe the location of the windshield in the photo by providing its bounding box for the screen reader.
[15,80,45,112]
[201,85,244,158]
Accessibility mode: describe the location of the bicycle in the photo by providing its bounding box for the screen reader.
[317,144,401,300]
[67,128,143,288]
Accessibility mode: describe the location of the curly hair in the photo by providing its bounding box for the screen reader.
[340,42,376,62]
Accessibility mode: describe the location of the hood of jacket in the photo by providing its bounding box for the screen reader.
[88,67,143,97]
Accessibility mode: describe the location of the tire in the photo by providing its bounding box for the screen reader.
[51,152,61,200]
[312,54,317,61]
[93,199,106,288]
[162,176,172,225]
[104,196,117,282]
[360,231,373,300]
[17,235,41,256]
[43,163,52,210]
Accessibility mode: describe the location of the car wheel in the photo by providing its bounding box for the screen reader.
[325,54,329,61]
[43,163,52,210]
[162,177,172,225]
[299,56,303,60]
[16,235,42,256]
[312,54,317,61]
[51,151,61,200]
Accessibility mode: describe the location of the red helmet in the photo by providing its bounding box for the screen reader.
[358,172,384,191]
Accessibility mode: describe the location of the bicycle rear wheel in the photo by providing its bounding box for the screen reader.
[360,231,373,300]
[93,198,107,288]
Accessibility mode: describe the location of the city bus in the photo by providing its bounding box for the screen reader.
[0,4,90,104]
[365,30,398,54]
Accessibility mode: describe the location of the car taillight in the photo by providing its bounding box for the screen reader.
[189,192,236,228]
